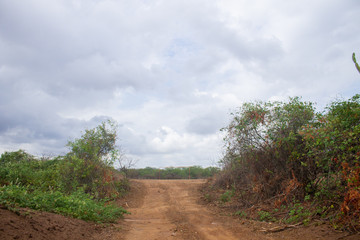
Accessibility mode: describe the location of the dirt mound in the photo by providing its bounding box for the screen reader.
[0,206,104,240]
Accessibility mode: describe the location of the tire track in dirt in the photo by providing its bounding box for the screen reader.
[120,179,270,240]
[123,181,179,240]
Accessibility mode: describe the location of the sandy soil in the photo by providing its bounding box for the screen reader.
[1,179,359,240]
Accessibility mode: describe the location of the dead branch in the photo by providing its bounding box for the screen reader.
[259,222,302,233]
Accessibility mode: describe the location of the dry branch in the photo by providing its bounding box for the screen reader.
[259,222,302,233]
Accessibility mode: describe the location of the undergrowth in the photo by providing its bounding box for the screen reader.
[0,120,130,223]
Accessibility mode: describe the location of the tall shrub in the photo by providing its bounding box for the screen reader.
[61,120,125,198]
[221,97,315,200]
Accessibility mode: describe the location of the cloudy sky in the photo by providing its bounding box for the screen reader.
[0,0,359,168]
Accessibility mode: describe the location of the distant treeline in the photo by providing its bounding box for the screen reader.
[126,166,219,179]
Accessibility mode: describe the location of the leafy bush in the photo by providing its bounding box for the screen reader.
[0,150,61,190]
[61,120,124,198]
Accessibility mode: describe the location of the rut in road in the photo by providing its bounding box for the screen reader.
[120,179,269,240]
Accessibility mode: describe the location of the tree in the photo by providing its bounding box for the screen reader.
[67,120,119,166]
[61,120,125,198]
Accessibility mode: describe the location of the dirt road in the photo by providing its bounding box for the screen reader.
[122,179,259,240]
[110,179,358,240]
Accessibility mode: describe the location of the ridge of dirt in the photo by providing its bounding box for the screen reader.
[0,206,103,240]
[117,180,147,209]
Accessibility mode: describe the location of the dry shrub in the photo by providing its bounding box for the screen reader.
[340,163,360,231]
[216,95,360,230]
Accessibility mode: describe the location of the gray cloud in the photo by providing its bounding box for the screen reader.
[0,0,359,167]
[187,112,226,135]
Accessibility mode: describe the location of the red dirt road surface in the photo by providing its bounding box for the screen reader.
[120,179,254,240]
[111,179,359,240]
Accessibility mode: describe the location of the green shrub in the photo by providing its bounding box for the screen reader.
[61,120,128,198]
[0,150,61,190]
[220,190,233,203]
[0,184,128,223]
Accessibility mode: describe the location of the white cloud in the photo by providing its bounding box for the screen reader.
[150,126,190,152]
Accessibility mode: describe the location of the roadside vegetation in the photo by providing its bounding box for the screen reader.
[205,94,360,231]
[127,166,219,179]
[0,121,129,223]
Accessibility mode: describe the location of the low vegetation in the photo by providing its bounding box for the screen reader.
[207,94,360,231]
[0,121,129,223]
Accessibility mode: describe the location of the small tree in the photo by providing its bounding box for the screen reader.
[67,120,118,166]
[61,120,125,198]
